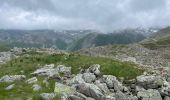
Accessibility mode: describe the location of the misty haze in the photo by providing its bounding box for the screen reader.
[0,0,170,100]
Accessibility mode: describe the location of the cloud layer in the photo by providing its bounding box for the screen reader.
[0,0,170,31]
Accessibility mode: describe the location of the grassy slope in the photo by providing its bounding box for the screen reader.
[0,52,143,99]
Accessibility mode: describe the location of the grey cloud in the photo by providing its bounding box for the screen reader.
[0,0,170,32]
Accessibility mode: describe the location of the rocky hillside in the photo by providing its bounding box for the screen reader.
[69,29,146,51]
[78,44,170,69]
[142,26,170,49]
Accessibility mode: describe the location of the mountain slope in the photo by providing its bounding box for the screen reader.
[142,26,170,49]
[0,29,91,49]
[69,30,146,51]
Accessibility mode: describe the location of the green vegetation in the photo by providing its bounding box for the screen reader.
[0,52,143,99]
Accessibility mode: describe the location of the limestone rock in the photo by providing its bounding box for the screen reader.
[103,75,123,91]
[5,84,15,90]
[66,74,85,85]
[0,75,26,83]
[96,83,110,94]
[136,75,163,89]
[137,89,162,100]
[82,73,96,83]
[76,83,104,100]
[26,77,37,84]
[32,84,42,91]
[32,64,71,78]
[86,64,101,76]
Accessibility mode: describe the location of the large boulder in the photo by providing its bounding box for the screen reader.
[102,75,123,91]
[76,83,104,100]
[66,74,85,85]
[0,75,26,83]
[82,73,96,83]
[137,89,162,100]
[32,64,71,78]
[54,82,76,95]
[96,83,110,94]
[56,65,71,77]
[160,80,170,97]
[136,75,163,89]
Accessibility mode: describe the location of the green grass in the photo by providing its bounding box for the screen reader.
[0,52,143,99]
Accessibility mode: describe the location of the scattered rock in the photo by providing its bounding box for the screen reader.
[76,83,104,100]
[136,75,163,89]
[115,91,127,100]
[104,93,116,100]
[137,89,162,100]
[56,65,71,77]
[32,64,71,79]
[5,84,15,90]
[40,93,56,100]
[103,75,123,91]
[96,83,110,94]
[32,84,42,91]
[66,74,85,85]
[26,77,37,84]
[0,75,26,83]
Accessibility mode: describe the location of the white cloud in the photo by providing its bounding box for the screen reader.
[0,0,169,32]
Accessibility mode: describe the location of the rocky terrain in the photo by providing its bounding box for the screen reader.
[0,27,169,100]
[78,44,170,69]
[0,47,169,100]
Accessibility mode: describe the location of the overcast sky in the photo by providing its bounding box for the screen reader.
[0,0,170,32]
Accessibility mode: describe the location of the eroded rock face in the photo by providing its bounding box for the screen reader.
[136,75,163,89]
[137,89,162,100]
[76,83,104,100]
[0,75,26,83]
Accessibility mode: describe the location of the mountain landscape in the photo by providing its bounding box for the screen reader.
[0,28,154,51]
[1,0,170,100]
[0,26,170,100]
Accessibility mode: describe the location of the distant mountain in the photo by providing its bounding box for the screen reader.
[0,29,91,50]
[142,26,170,49]
[0,29,149,51]
[69,29,146,51]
